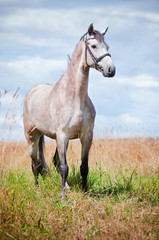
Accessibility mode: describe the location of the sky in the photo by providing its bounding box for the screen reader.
[0,0,159,141]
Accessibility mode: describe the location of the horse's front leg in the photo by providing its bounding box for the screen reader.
[56,132,69,198]
[52,147,70,190]
[80,131,93,191]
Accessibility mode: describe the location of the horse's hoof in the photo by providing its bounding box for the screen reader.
[65,181,71,190]
[60,192,65,200]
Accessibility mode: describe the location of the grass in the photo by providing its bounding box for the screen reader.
[0,138,159,239]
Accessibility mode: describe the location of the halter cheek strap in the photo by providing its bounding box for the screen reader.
[84,34,111,69]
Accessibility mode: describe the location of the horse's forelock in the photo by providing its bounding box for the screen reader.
[92,30,104,43]
[80,29,104,42]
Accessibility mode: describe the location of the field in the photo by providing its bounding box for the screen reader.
[0,138,159,239]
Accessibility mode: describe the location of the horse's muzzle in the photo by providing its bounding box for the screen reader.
[103,66,116,77]
[109,66,116,77]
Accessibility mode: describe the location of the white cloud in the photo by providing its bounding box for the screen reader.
[134,80,159,88]
[111,9,159,22]
[116,74,159,88]
[94,113,143,138]
[119,113,141,124]
[0,1,158,52]
[0,56,67,89]
[0,32,68,47]
[0,8,88,47]
[131,12,159,22]
[6,56,66,72]
[1,6,157,48]
[95,113,141,127]
[95,114,108,128]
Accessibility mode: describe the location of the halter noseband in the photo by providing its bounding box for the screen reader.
[84,34,111,69]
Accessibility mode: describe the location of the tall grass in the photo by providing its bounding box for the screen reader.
[0,91,159,239]
[0,138,159,239]
[0,88,21,143]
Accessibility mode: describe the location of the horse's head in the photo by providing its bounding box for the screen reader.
[84,23,116,77]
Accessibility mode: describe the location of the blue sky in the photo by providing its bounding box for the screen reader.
[0,0,159,141]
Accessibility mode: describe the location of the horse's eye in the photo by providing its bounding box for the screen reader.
[91,45,96,49]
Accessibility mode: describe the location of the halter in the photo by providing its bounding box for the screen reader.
[84,34,111,70]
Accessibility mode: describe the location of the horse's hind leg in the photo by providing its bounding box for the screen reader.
[38,135,49,177]
[28,140,39,185]
[27,132,49,185]
[52,148,60,172]
[80,131,93,191]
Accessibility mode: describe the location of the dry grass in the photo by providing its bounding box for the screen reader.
[0,137,159,239]
[1,137,159,175]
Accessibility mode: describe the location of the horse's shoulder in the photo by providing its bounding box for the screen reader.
[86,96,96,118]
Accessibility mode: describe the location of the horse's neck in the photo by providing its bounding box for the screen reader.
[62,41,89,102]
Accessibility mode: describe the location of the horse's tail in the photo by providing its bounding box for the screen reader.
[39,135,44,156]
[38,135,49,176]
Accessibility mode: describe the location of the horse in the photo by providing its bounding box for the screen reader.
[23,23,116,198]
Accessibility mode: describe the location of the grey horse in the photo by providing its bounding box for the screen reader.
[23,24,116,198]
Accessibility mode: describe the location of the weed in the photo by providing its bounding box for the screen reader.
[0,138,159,239]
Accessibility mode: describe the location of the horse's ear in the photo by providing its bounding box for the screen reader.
[88,23,94,35]
[101,26,109,36]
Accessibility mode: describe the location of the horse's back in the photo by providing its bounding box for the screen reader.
[24,83,53,114]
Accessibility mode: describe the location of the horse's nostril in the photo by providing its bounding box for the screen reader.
[108,66,116,77]
[108,67,112,74]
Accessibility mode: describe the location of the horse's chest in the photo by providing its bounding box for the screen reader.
[68,110,90,135]
[70,112,84,128]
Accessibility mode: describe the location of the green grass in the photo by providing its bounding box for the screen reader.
[0,164,159,239]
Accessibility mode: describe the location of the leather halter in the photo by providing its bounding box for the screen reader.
[84,34,111,69]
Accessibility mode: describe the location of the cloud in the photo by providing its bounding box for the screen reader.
[94,113,143,138]
[1,5,158,49]
[0,8,89,48]
[95,113,141,127]
[110,9,159,22]
[89,71,159,137]
[0,56,67,89]
[6,56,66,72]
[116,74,159,88]
[119,113,141,124]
